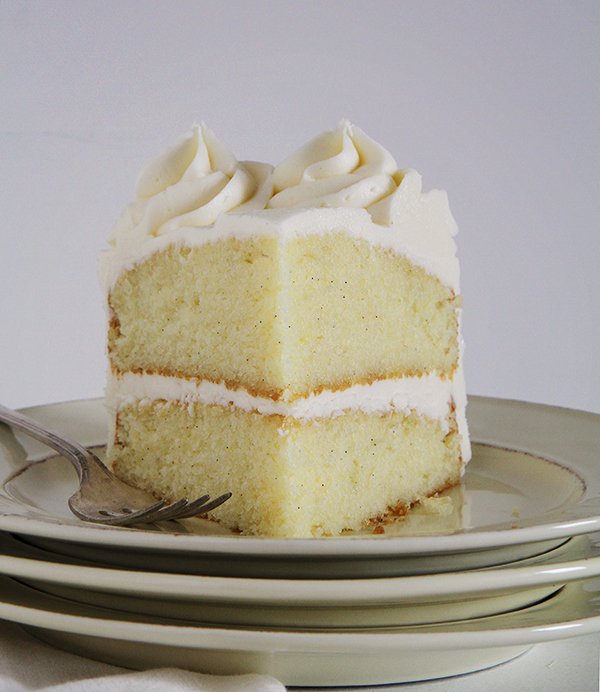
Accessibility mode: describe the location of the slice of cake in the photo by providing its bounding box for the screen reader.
[101,121,470,537]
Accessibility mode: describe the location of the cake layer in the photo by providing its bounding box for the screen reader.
[101,193,460,296]
[109,400,462,537]
[108,233,459,400]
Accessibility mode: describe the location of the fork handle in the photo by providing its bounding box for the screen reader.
[0,403,99,482]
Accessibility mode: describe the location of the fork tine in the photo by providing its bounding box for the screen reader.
[197,492,233,514]
[145,495,209,523]
[105,501,170,525]
[132,497,189,524]
[174,492,233,520]
[159,494,210,521]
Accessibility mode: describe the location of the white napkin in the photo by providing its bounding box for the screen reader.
[0,621,285,691]
[42,671,285,691]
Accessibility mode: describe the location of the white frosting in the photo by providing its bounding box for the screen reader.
[108,124,273,243]
[101,179,459,294]
[106,369,471,462]
[269,120,399,217]
[101,122,459,293]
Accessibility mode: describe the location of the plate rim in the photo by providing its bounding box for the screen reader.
[0,533,598,604]
[1,575,600,653]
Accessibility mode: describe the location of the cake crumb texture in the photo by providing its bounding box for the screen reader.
[108,233,459,400]
[110,400,462,538]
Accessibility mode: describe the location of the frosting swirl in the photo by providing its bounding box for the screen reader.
[268,120,405,224]
[102,121,460,298]
[112,125,273,241]
[109,120,451,247]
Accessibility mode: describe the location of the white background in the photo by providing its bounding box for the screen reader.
[1,0,599,412]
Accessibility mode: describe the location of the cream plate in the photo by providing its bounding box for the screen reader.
[0,397,599,569]
[2,575,600,686]
[0,532,591,604]
[4,533,600,628]
[21,579,562,629]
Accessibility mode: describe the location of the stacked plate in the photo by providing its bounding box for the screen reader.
[0,396,599,686]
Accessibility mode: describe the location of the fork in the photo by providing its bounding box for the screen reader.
[0,404,231,526]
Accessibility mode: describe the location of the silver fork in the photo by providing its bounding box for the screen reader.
[0,404,231,526]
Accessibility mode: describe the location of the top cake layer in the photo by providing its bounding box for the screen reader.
[107,232,460,400]
[102,122,464,404]
[101,121,460,293]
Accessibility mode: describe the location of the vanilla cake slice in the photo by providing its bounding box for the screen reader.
[101,121,470,537]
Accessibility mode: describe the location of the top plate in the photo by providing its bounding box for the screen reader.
[0,396,599,562]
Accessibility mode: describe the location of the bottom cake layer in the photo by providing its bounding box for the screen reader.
[109,401,463,538]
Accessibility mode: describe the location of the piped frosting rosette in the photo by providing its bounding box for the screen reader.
[268,119,416,225]
[109,120,447,245]
[109,124,273,244]
[105,121,458,290]
[104,121,460,292]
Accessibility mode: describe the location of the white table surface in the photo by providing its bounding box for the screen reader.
[0,619,597,691]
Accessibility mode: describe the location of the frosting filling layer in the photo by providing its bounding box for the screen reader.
[106,369,470,461]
